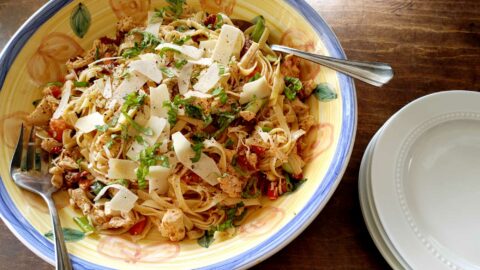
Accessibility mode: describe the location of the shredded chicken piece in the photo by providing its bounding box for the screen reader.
[239,111,256,121]
[217,172,243,198]
[159,209,186,241]
[40,138,62,153]
[98,211,135,230]
[27,98,55,126]
[69,188,92,215]
[90,208,108,226]
[49,166,64,188]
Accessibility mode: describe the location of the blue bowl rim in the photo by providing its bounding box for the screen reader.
[0,0,357,269]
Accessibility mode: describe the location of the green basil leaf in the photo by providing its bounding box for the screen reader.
[197,229,215,248]
[44,228,85,242]
[313,83,337,102]
[70,3,91,38]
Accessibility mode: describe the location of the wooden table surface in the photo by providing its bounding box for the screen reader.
[1,0,479,269]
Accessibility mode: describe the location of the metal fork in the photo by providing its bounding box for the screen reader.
[10,124,72,270]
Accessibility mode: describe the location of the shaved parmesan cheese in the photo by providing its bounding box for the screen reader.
[88,57,123,67]
[188,58,213,66]
[52,80,72,119]
[114,72,148,100]
[128,60,163,83]
[144,116,167,145]
[108,159,138,180]
[183,91,212,99]
[145,12,162,35]
[74,112,105,133]
[126,116,167,160]
[193,64,220,93]
[150,84,170,118]
[239,76,271,104]
[172,132,220,185]
[200,40,217,57]
[212,24,244,65]
[147,165,171,194]
[104,201,121,216]
[155,43,203,60]
[94,184,138,213]
[178,63,193,94]
[139,53,162,62]
[102,77,113,98]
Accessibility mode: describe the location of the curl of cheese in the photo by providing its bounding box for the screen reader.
[108,159,138,180]
[239,76,271,104]
[150,84,170,118]
[211,24,245,65]
[172,132,220,185]
[74,112,105,133]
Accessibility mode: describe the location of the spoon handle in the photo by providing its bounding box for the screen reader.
[271,45,394,87]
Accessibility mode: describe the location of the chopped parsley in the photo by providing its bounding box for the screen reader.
[249,73,261,82]
[156,0,186,18]
[284,76,303,101]
[74,81,89,87]
[173,35,191,45]
[197,202,245,248]
[95,124,109,132]
[250,15,265,43]
[190,142,204,163]
[122,44,142,58]
[136,143,162,189]
[121,112,154,136]
[213,112,236,138]
[212,87,227,104]
[218,65,226,76]
[175,59,188,69]
[160,67,175,77]
[215,14,224,29]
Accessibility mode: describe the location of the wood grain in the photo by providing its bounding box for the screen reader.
[0,0,479,269]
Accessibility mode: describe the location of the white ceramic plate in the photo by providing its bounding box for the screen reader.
[359,125,410,270]
[371,90,480,270]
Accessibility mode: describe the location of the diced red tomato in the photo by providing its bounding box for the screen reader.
[129,217,147,236]
[250,145,266,157]
[50,86,62,99]
[236,153,255,171]
[266,182,279,200]
[49,119,69,142]
[181,171,201,185]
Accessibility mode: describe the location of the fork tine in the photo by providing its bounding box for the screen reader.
[25,126,35,171]
[10,123,25,170]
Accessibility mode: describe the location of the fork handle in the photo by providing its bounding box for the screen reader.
[271,45,394,87]
[46,197,73,270]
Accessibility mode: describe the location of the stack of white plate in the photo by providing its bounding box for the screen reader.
[359,90,480,270]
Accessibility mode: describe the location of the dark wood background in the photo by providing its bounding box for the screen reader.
[1,0,479,269]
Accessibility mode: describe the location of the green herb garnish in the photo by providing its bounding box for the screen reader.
[74,81,89,87]
[173,35,191,45]
[212,87,227,104]
[250,15,265,42]
[137,143,162,189]
[249,73,261,82]
[190,141,204,163]
[175,59,188,69]
[160,67,175,77]
[284,76,302,100]
[312,83,337,102]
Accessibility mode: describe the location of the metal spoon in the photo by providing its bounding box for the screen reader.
[232,19,394,87]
